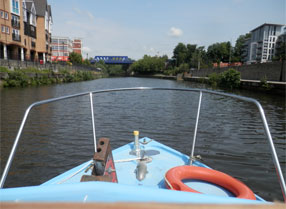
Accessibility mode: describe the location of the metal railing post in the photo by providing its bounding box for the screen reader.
[190,91,202,165]
[89,92,97,153]
[256,102,286,201]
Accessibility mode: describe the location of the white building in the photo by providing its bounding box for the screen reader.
[51,36,73,61]
[244,23,285,63]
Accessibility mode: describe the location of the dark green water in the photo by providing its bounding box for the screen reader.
[0,77,285,201]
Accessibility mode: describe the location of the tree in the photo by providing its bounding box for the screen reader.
[273,33,286,61]
[130,55,166,74]
[69,52,83,64]
[186,44,197,65]
[83,59,91,66]
[207,42,231,64]
[173,43,187,66]
[233,33,251,62]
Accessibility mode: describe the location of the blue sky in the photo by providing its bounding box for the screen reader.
[49,0,285,60]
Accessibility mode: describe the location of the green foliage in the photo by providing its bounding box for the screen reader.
[107,65,125,76]
[233,33,251,62]
[172,43,211,70]
[208,73,220,87]
[177,63,189,73]
[2,66,97,88]
[83,59,91,66]
[260,76,272,90]
[5,71,29,87]
[207,42,232,64]
[0,66,10,72]
[173,43,188,66]
[273,34,286,61]
[208,68,241,89]
[69,52,83,64]
[130,55,167,74]
[219,68,241,89]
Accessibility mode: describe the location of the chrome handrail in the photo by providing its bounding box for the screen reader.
[0,87,285,201]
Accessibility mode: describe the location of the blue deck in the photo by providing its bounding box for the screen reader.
[0,138,266,204]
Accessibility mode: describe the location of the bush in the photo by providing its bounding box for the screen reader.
[208,73,220,87]
[207,68,240,89]
[219,68,241,89]
[2,67,98,88]
[0,66,10,72]
[177,63,189,74]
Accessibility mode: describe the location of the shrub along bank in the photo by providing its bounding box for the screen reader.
[0,67,102,88]
[207,68,241,89]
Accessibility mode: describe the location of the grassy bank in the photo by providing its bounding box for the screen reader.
[0,66,102,88]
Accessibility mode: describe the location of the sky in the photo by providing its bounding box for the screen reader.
[48,0,285,60]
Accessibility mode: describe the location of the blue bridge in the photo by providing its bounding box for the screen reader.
[92,56,134,64]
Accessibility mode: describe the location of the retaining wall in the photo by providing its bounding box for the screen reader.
[190,61,285,82]
[0,59,98,72]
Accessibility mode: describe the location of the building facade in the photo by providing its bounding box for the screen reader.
[72,38,82,55]
[51,36,73,61]
[0,0,52,63]
[51,37,82,61]
[243,23,284,63]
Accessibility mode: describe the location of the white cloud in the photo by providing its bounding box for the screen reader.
[87,12,95,21]
[168,27,183,37]
[82,46,92,53]
[73,8,82,15]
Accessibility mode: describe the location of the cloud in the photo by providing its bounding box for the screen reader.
[87,12,95,21]
[73,8,82,15]
[168,27,183,37]
[82,46,92,53]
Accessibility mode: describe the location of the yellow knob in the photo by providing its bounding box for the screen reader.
[134,130,139,136]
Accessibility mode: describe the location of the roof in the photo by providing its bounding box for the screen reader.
[250,23,285,32]
[33,0,48,17]
[25,2,33,11]
[48,5,52,20]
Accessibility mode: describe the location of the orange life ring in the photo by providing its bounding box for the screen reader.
[165,165,256,200]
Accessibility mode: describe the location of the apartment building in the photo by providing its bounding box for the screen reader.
[51,36,73,61]
[243,23,284,63]
[0,0,52,63]
[51,37,83,61]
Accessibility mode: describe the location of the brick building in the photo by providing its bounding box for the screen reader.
[0,0,52,63]
[72,38,82,55]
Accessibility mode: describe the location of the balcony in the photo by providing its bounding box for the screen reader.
[11,19,20,29]
[12,33,21,42]
[24,22,37,38]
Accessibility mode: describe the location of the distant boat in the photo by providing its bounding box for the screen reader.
[0,87,285,205]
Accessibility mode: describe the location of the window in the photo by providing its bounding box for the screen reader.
[12,0,20,15]
[12,15,19,21]
[1,25,9,34]
[12,28,19,35]
[0,11,3,18]
[5,12,8,19]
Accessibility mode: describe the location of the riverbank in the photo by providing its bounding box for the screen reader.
[132,74,285,96]
[0,67,103,88]
[183,75,286,96]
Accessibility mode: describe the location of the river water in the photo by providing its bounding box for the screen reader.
[0,77,285,201]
